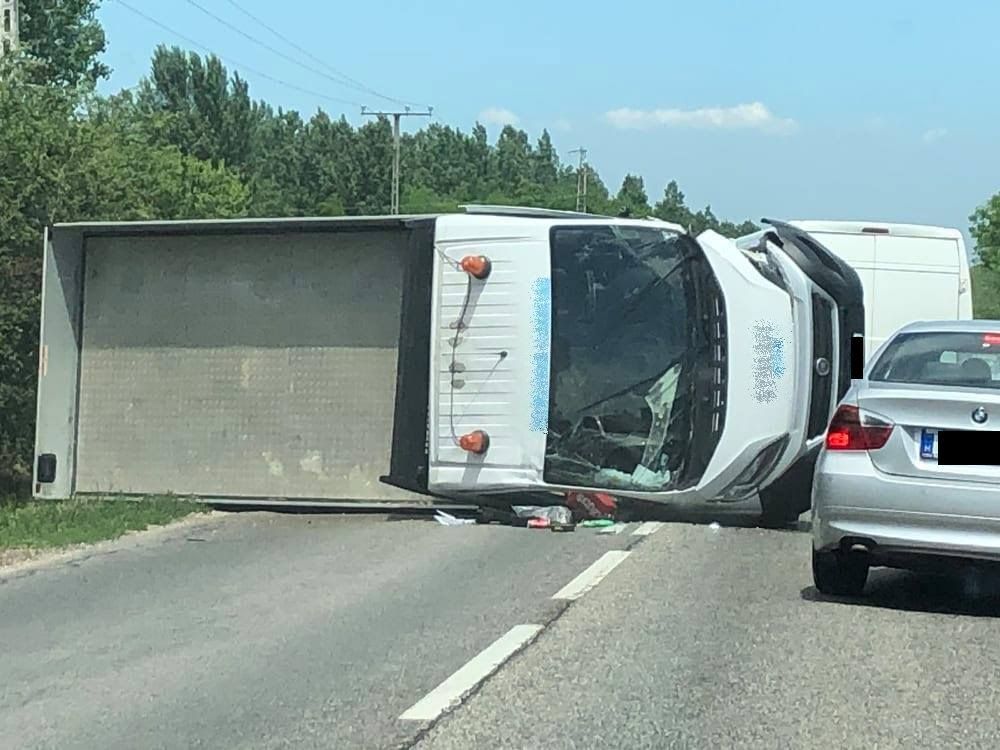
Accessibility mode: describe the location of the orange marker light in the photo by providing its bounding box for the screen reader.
[460,255,492,280]
[459,430,490,455]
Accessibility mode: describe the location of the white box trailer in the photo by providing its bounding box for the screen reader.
[33,216,436,503]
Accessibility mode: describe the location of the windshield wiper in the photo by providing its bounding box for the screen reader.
[596,252,697,341]
[571,346,707,417]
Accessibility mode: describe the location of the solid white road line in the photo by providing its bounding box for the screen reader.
[399,624,543,722]
[551,550,631,601]
[632,521,664,537]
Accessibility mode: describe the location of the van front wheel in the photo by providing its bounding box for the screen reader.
[758,483,809,528]
[757,451,818,528]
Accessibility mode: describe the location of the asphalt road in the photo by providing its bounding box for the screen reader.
[0,510,633,750]
[6,510,1000,749]
[417,521,1000,749]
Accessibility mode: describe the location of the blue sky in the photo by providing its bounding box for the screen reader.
[98,0,999,244]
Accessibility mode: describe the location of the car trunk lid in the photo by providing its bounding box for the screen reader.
[859,383,1000,485]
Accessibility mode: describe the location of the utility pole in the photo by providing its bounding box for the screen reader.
[569,147,588,213]
[361,106,433,215]
[1,0,19,58]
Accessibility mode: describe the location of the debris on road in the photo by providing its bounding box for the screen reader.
[516,505,576,532]
[579,519,615,528]
[513,506,572,524]
[434,511,476,526]
[475,506,523,526]
[565,491,618,520]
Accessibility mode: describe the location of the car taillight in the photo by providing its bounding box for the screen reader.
[825,404,894,451]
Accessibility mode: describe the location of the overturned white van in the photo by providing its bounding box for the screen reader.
[383,208,864,525]
[34,207,863,525]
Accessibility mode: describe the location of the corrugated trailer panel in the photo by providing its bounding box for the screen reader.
[71,229,421,500]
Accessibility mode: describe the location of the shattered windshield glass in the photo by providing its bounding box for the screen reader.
[544,224,722,493]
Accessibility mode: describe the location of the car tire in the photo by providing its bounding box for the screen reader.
[812,548,869,596]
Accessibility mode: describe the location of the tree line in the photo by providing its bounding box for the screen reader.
[3,0,1000,485]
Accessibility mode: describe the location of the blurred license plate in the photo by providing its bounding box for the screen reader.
[920,429,938,460]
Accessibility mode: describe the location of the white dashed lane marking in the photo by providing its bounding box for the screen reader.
[632,521,664,536]
[399,624,543,722]
[551,550,631,601]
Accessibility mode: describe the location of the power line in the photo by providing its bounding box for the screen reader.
[219,0,423,109]
[113,0,360,108]
[179,0,399,106]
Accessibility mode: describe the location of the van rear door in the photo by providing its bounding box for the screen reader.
[871,233,961,353]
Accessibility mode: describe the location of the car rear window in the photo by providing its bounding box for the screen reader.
[869,331,1000,389]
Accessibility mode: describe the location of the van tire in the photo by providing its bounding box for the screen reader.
[758,474,812,529]
[812,548,868,596]
[757,450,819,528]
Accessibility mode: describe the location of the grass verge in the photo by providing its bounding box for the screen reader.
[0,495,207,552]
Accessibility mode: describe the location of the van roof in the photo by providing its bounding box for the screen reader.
[789,220,962,241]
[52,205,687,236]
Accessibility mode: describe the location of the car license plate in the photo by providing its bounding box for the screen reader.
[920,429,938,460]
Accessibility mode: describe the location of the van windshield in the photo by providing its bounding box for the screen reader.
[544,225,726,493]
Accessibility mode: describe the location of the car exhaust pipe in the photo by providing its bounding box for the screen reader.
[840,537,874,554]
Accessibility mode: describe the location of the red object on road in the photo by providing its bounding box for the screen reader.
[527,517,551,529]
[565,491,618,519]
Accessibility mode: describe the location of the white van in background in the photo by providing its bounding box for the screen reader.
[769,222,972,362]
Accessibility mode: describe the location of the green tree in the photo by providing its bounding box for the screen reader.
[0,71,248,478]
[0,77,83,475]
[690,205,718,235]
[401,186,461,214]
[494,125,533,195]
[136,47,259,174]
[971,194,1000,270]
[301,112,361,215]
[18,0,109,87]
[652,180,692,227]
[532,130,559,188]
[718,219,759,238]
[615,174,651,217]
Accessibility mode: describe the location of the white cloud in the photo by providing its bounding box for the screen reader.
[604,102,798,135]
[922,127,948,144]
[479,107,520,127]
